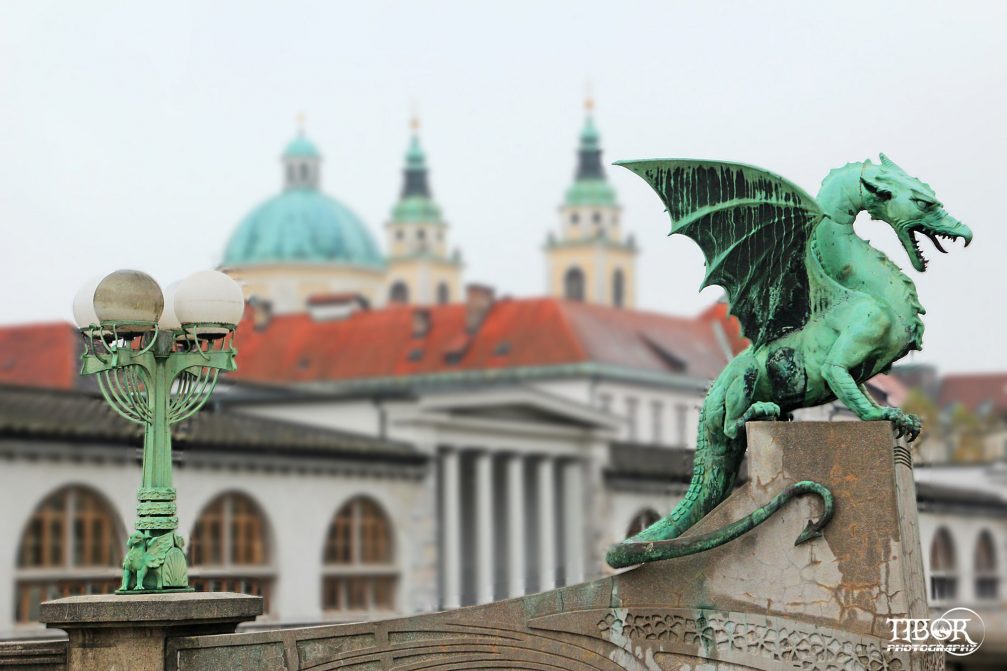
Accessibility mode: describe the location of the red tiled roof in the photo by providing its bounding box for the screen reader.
[939,374,1007,414]
[229,297,736,384]
[865,373,907,407]
[0,300,916,403]
[698,300,748,356]
[0,323,81,390]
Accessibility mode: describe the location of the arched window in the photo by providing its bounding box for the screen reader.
[299,163,309,180]
[436,282,450,305]
[322,496,397,614]
[625,508,661,539]
[389,281,409,304]
[564,267,585,302]
[930,527,957,601]
[15,485,124,623]
[975,530,999,600]
[612,269,625,308]
[189,492,273,613]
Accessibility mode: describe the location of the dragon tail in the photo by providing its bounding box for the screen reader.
[606,402,728,563]
[605,480,834,568]
[606,397,834,569]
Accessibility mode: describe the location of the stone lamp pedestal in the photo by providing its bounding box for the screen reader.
[39,592,261,671]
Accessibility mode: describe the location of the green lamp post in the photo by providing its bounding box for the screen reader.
[72,269,244,594]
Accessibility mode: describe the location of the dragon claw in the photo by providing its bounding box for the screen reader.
[878,408,920,443]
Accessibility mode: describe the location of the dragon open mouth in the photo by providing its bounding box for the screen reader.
[907,225,969,271]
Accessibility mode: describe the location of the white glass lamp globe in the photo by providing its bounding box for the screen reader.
[174,271,245,332]
[93,270,164,330]
[158,281,182,331]
[72,275,104,329]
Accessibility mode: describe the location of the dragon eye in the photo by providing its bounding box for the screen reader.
[912,198,935,211]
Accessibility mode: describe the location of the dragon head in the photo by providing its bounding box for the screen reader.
[860,154,972,272]
[127,531,146,548]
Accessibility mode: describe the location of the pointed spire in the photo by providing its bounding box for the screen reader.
[563,96,617,207]
[402,113,431,198]
[575,95,605,181]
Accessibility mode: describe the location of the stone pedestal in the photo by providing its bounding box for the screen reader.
[39,592,261,671]
[161,422,939,671]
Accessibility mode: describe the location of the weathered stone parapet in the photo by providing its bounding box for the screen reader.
[160,421,940,670]
[39,592,260,671]
[0,638,66,671]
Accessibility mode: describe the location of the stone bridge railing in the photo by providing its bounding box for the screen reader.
[0,638,66,670]
[18,422,940,671]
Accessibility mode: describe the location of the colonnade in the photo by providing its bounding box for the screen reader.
[439,448,586,608]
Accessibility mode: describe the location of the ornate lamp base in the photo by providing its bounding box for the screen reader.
[117,487,192,594]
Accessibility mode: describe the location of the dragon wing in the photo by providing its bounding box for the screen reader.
[617,159,825,348]
[144,531,176,567]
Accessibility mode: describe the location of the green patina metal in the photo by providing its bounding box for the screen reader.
[80,323,237,593]
[564,179,618,208]
[564,107,619,208]
[223,189,385,268]
[391,127,445,225]
[283,134,321,158]
[223,130,385,269]
[607,155,972,568]
[392,196,444,224]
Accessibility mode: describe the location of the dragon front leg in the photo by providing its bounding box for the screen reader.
[820,306,920,440]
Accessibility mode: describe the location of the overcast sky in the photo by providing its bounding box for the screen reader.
[1,1,1004,373]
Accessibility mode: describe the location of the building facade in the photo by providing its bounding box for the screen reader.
[1,107,1004,667]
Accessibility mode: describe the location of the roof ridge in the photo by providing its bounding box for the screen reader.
[942,372,1007,380]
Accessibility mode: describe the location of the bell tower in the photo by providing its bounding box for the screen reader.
[545,98,637,307]
[385,116,463,305]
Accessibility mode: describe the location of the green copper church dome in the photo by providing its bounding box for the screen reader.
[222,133,385,269]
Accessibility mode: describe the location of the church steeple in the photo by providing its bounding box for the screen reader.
[545,97,637,308]
[401,117,432,198]
[574,97,605,181]
[563,97,617,208]
[385,114,463,306]
[391,116,441,224]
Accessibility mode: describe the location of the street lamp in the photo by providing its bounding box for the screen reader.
[73,269,244,593]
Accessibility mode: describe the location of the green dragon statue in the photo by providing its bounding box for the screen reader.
[606,155,971,568]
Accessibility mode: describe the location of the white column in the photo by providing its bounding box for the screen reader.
[441,448,462,608]
[537,457,556,591]
[562,460,585,585]
[506,454,526,598]
[475,450,495,604]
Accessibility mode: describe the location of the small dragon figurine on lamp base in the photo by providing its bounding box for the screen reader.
[607,155,972,568]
